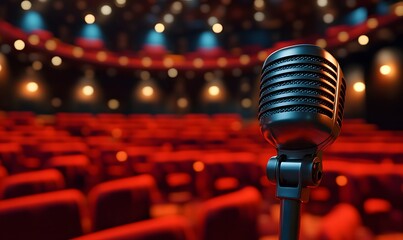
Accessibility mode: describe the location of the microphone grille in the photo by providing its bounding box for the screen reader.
[258,47,345,127]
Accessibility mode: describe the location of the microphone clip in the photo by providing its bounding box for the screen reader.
[266,151,323,203]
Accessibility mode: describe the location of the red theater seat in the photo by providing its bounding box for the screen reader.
[73,216,196,240]
[88,174,158,231]
[196,187,261,240]
[0,189,89,240]
[48,154,91,190]
[0,169,65,199]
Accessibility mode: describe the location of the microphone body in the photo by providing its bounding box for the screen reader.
[259,44,346,154]
[258,44,346,240]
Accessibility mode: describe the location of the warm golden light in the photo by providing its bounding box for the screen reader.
[212,23,223,33]
[193,161,205,172]
[367,18,378,29]
[82,85,94,96]
[118,56,129,66]
[28,35,40,45]
[72,47,84,58]
[208,85,220,96]
[323,13,334,24]
[14,40,25,50]
[116,151,128,162]
[100,5,112,15]
[337,31,349,42]
[358,35,369,46]
[21,0,32,10]
[379,64,392,75]
[168,68,178,78]
[353,82,366,93]
[177,98,188,108]
[26,81,39,93]
[241,98,252,108]
[108,99,120,110]
[142,86,154,97]
[317,0,328,7]
[315,38,327,48]
[395,5,403,16]
[45,40,57,51]
[239,55,250,65]
[51,56,62,66]
[85,14,96,24]
[154,23,165,33]
[336,175,348,186]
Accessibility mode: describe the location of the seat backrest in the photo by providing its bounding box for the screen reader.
[197,186,262,240]
[0,189,88,240]
[73,216,196,240]
[88,174,157,231]
[0,169,65,199]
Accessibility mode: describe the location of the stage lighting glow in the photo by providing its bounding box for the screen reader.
[193,58,204,68]
[141,57,152,67]
[241,98,252,108]
[167,68,178,78]
[142,86,154,97]
[118,56,129,66]
[111,128,122,138]
[353,82,365,92]
[177,98,188,108]
[254,0,265,9]
[379,64,392,75]
[254,12,265,22]
[208,85,220,96]
[115,0,126,7]
[208,16,218,26]
[85,14,96,24]
[367,18,378,29]
[395,5,403,16]
[14,40,25,50]
[51,56,62,66]
[101,5,112,15]
[108,99,120,110]
[72,47,84,58]
[0,64,2,73]
[21,11,45,33]
[45,40,57,51]
[26,81,38,93]
[212,23,223,33]
[96,51,107,62]
[154,23,165,33]
[358,35,369,45]
[28,35,40,45]
[239,55,250,65]
[140,71,150,80]
[164,13,174,23]
[51,98,62,108]
[317,0,328,7]
[315,38,327,48]
[21,0,32,10]
[193,161,204,172]
[116,151,128,162]
[338,31,349,42]
[323,13,334,24]
[171,1,183,14]
[32,61,42,70]
[82,85,94,96]
[336,175,348,186]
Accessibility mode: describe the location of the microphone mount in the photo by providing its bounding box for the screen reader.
[266,150,323,240]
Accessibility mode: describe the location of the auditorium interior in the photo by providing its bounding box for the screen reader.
[0,0,402,239]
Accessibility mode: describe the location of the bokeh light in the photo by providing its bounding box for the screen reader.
[82,85,94,96]
[26,81,38,93]
[379,64,392,75]
[142,86,154,97]
[353,82,366,92]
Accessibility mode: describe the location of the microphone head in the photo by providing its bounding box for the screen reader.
[258,44,346,152]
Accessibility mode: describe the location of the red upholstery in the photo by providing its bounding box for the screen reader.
[88,174,158,231]
[73,216,196,240]
[0,169,65,199]
[48,154,90,189]
[319,203,363,240]
[196,187,261,240]
[0,189,89,240]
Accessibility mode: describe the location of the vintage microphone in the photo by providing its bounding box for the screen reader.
[258,44,346,240]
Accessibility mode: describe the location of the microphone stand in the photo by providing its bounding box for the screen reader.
[266,150,323,240]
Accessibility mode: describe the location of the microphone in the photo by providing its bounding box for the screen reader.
[258,44,346,240]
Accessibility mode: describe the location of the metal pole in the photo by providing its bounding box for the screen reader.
[279,198,301,240]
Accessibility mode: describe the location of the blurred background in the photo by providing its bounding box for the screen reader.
[0,0,402,240]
